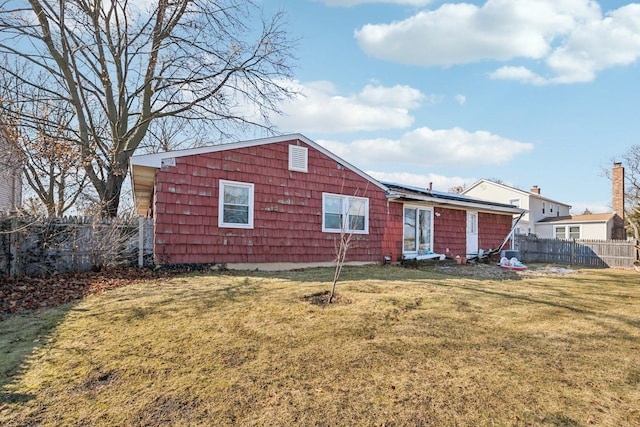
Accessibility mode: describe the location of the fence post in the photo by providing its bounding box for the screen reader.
[138,216,144,268]
[570,239,574,266]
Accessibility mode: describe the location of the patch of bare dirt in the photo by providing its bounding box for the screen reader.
[301,290,351,306]
[517,266,581,277]
[432,262,582,279]
[435,262,522,279]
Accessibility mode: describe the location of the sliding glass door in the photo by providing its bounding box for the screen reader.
[403,206,433,253]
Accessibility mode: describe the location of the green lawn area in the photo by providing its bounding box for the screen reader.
[1,265,639,426]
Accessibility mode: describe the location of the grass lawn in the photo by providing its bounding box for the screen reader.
[1,264,639,426]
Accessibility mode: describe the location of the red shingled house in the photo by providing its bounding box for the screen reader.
[130,134,523,268]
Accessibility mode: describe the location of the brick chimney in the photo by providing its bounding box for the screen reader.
[530,185,541,195]
[612,162,625,240]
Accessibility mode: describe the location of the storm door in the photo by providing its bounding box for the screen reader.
[466,211,478,256]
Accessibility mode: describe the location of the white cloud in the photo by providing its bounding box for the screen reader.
[272,80,426,133]
[322,0,433,6]
[355,0,640,84]
[488,66,548,85]
[455,94,466,105]
[357,84,425,109]
[365,171,473,192]
[355,1,597,66]
[317,126,534,167]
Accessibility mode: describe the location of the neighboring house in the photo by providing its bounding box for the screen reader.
[462,180,572,237]
[462,163,626,240]
[130,134,524,268]
[0,131,22,212]
[536,213,618,240]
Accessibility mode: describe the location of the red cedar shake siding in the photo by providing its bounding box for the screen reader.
[152,139,394,265]
[430,208,512,258]
[382,202,404,261]
[433,207,466,257]
[478,212,513,251]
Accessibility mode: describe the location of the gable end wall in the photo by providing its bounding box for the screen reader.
[153,139,391,265]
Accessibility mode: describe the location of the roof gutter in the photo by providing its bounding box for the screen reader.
[386,190,526,215]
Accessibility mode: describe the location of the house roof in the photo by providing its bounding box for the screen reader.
[384,182,526,215]
[537,213,615,224]
[130,134,528,217]
[463,179,571,208]
[129,133,387,216]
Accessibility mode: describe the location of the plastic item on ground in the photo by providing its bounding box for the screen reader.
[499,256,527,271]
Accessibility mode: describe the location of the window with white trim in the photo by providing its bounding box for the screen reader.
[219,180,254,228]
[322,193,369,233]
[289,145,308,172]
[554,225,581,240]
[569,226,580,239]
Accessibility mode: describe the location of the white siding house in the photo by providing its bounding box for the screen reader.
[462,164,627,241]
[462,180,571,236]
[0,133,21,212]
[535,214,617,240]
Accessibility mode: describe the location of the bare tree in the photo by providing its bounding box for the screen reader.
[0,76,88,216]
[0,0,295,216]
[448,184,465,194]
[0,126,22,212]
[330,226,355,304]
[328,186,369,303]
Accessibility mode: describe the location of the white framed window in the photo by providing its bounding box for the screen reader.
[322,193,369,234]
[569,226,580,239]
[219,180,254,228]
[403,206,433,253]
[554,225,581,240]
[550,204,554,214]
[542,202,546,214]
[289,145,308,172]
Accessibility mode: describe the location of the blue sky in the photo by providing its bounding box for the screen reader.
[255,0,640,214]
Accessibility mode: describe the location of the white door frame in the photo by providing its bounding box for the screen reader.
[466,211,478,256]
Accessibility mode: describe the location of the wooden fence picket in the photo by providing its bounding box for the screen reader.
[514,234,638,268]
[0,214,154,276]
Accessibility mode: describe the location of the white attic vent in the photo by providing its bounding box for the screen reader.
[288,145,308,172]
[161,157,176,168]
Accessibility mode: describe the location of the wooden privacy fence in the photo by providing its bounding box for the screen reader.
[0,215,153,276]
[513,234,639,268]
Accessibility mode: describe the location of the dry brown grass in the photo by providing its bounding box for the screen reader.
[1,264,639,426]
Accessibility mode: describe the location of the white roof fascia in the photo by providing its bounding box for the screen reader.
[538,218,613,225]
[386,191,526,215]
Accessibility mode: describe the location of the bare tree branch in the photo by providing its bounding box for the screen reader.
[0,0,296,216]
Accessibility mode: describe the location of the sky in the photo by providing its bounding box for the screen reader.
[255,0,640,214]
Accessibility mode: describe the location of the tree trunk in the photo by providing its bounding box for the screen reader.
[102,172,125,218]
